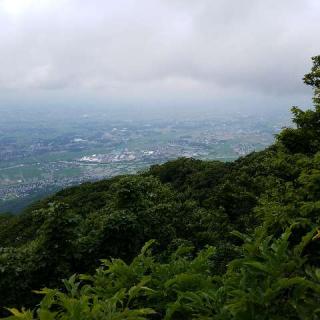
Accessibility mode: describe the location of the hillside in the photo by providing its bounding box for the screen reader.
[0,56,320,319]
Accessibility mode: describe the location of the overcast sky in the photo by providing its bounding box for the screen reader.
[0,0,319,112]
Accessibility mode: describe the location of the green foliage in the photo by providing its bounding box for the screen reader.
[1,55,320,318]
[278,55,320,154]
[4,229,320,320]
[304,55,320,106]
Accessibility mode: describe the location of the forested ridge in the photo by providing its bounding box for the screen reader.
[0,56,320,319]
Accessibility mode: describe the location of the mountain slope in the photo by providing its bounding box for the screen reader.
[1,55,320,319]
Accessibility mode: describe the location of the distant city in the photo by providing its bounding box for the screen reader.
[0,107,289,213]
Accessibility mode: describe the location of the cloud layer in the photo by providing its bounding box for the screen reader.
[0,0,319,108]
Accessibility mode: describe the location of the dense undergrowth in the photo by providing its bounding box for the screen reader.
[0,56,320,319]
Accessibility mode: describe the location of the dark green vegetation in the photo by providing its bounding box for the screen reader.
[1,56,320,319]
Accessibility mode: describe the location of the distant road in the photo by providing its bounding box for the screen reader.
[0,164,25,171]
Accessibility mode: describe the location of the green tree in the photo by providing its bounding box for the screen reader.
[278,55,320,154]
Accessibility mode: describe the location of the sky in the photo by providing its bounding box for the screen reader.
[0,0,319,113]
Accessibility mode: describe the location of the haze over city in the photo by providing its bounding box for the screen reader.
[1,0,320,212]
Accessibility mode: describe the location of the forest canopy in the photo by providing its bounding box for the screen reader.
[0,55,320,319]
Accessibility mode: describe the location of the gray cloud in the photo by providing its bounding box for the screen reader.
[0,0,319,108]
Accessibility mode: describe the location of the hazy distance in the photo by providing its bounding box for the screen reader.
[0,0,319,114]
